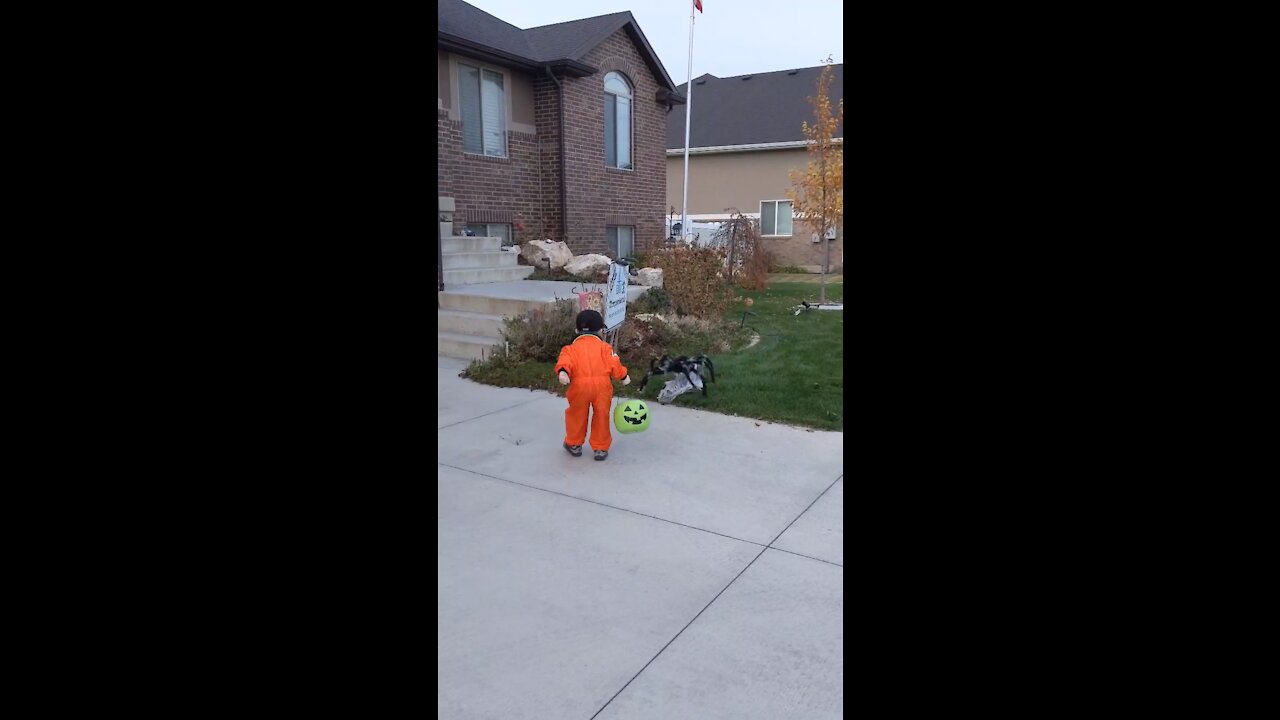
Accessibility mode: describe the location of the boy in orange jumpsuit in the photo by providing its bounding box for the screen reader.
[556,310,630,461]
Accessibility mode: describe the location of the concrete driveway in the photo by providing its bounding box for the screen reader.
[438,356,843,719]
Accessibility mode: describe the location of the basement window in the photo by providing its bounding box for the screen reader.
[466,223,513,246]
[607,226,634,259]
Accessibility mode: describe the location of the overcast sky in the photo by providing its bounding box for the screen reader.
[461,0,843,82]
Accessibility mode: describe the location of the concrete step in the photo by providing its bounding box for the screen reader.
[443,266,535,285]
[441,236,502,253]
[441,250,521,270]
[438,331,505,362]
[437,309,507,338]
[438,291,551,317]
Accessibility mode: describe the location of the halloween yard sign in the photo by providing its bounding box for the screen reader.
[604,262,627,330]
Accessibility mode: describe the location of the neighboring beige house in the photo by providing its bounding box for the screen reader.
[667,65,843,272]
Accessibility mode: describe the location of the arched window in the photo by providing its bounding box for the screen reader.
[604,72,632,169]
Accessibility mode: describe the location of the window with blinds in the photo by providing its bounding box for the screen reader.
[607,226,634,259]
[604,73,632,169]
[459,63,506,157]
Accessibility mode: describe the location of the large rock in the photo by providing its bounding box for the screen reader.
[636,267,664,288]
[565,253,612,278]
[520,240,572,270]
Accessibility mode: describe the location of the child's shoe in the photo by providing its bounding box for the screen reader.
[564,443,582,457]
[594,450,608,461]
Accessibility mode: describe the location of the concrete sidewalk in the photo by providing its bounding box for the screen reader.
[438,355,843,719]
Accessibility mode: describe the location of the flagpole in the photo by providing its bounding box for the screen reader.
[680,0,696,242]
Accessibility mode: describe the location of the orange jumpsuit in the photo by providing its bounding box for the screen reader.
[555,334,628,451]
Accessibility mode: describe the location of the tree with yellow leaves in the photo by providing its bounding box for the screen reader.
[787,56,843,303]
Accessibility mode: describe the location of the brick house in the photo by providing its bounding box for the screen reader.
[667,65,844,272]
[438,0,684,259]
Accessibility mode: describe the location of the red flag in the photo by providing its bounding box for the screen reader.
[694,0,703,12]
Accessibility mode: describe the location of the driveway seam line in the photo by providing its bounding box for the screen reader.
[587,543,771,720]
[438,462,769,548]
[766,546,843,568]
[587,474,843,719]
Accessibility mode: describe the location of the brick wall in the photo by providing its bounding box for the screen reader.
[437,107,544,241]
[437,29,669,256]
[559,29,667,256]
[770,219,844,272]
[533,75,562,241]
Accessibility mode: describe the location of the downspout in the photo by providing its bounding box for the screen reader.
[545,66,568,242]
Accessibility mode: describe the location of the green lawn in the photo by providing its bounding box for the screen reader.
[462,281,843,431]
[622,281,844,431]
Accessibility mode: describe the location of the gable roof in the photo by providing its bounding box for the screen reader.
[667,65,844,150]
[438,0,681,97]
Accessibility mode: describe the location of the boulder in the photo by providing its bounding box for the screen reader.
[520,240,572,270]
[565,253,612,278]
[635,267,664,288]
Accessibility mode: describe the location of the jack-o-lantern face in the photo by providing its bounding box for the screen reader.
[613,399,650,434]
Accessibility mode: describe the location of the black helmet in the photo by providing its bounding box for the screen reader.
[575,309,604,333]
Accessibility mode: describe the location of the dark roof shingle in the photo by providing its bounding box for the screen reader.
[667,65,844,149]
[522,12,631,62]
[438,0,536,61]
[438,0,678,92]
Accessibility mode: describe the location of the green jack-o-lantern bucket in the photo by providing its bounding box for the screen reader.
[613,399,650,434]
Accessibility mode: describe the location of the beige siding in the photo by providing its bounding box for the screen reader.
[666,148,842,271]
[510,70,535,127]
[442,52,536,135]
[666,148,808,216]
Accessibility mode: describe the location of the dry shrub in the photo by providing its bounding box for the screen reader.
[630,287,672,314]
[615,316,671,361]
[499,298,577,362]
[642,246,734,318]
[615,312,750,369]
[719,209,772,291]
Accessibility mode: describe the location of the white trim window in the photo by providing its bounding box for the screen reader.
[607,226,634,259]
[760,200,794,237]
[459,63,507,157]
[465,223,513,246]
[604,72,633,169]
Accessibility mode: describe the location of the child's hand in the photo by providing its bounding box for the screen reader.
[621,375,631,386]
[558,371,570,385]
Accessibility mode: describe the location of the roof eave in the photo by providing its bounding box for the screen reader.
[438,33,541,72]
[657,88,686,105]
[665,138,844,155]
[544,59,596,78]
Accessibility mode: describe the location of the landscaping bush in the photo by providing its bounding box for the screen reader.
[660,314,750,355]
[772,263,808,274]
[641,246,734,318]
[630,287,672,315]
[615,316,673,361]
[526,266,576,282]
[614,312,751,368]
[499,298,577,362]
[719,210,772,291]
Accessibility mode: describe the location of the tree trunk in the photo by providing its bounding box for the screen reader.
[822,231,831,303]
[819,166,827,303]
